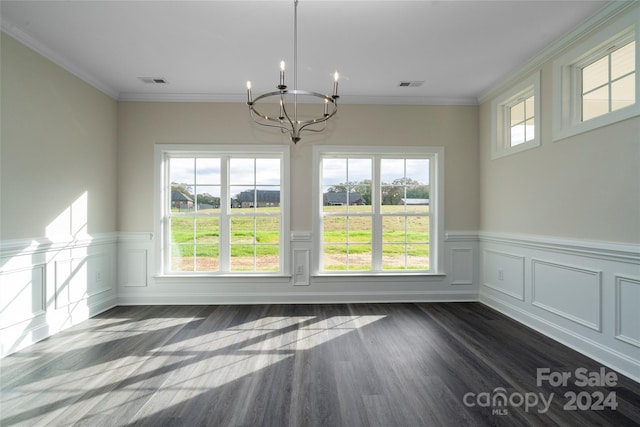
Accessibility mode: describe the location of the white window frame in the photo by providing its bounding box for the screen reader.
[490,71,541,160]
[312,145,444,276]
[552,8,639,141]
[154,144,290,277]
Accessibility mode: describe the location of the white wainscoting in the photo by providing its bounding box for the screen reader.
[116,231,479,305]
[0,234,118,357]
[479,232,640,383]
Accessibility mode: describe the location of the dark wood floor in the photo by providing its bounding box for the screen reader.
[1,303,639,426]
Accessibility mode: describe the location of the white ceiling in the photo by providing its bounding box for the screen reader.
[0,0,611,105]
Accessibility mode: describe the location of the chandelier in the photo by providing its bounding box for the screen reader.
[246,0,339,144]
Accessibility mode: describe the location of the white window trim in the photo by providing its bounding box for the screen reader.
[312,145,445,276]
[154,143,291,277]
[552,8,639,142]
[490,71,541,160]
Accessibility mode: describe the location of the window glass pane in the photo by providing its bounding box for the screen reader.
[323,244,346,271]
[407,244,429,270]
[382,216,405,243]
[406,216,429,243]
[405,185,429,212]
[381,185,405,210]
[525,118,535,142]
[256,217,279,244]
[382,244,406,270]
[231,217,254,244]
[323,188,348,213]
[525,96,535,120]
[582,55,609,93]
[254,187,281,210]
[171,216,194,244]
[230,245,255,271]
[171,244,193,272]
[230,158,255,185]
[380,158,405,184]
[231,186,254,209]
[611,41,635,80]
[195,245,218,272]
[352,185,372,212]
[195,216,219,244]
[510,124,526,146]
[170,158,194,185]
[348,244,371,270]
[406,159,429,185]
[612,73,635,111]
[196,158,220,184]
[322,158,347,185]
[510,100,525,126]
[256,158,280,184]
[582,86,609,121]
[324,216,346,243]
[195,186,221,211]
[348,217,372,243]
[348,158,372,183]
[256,245,279,272]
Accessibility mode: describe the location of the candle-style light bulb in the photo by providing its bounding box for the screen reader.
[324,98,329,116]
[246,81,252,103]
[333,71,339,97]
[279,60,286,88]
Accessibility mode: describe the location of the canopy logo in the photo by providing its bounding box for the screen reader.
[462,367,619,416]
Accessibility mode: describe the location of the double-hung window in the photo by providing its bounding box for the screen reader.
[314,146,443,274]
[156,144,289,275]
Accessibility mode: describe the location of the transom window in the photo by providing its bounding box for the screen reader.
[509,95,535,146]
[157,145,289,275]
[490,71,541,159]
[581,40,636,121]
[314,146,443,274]
[552,9,639,141]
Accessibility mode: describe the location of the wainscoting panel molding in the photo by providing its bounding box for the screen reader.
[615,275,640,348]
[0,264,46,329]
[482,249,525,300]
[450,248,474,285]
[117,231,480,305]
[479,232,640,383]
[531,259,602,331]
[0,234,118,357]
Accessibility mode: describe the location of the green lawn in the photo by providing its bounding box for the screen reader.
[170,206,430,271]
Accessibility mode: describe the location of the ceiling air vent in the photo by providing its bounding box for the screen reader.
[398,81,424,87]
[139,77,168,84]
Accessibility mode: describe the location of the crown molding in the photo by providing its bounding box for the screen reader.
[117,92,478,106]
[1,18,120,100]
[477,0,638,104]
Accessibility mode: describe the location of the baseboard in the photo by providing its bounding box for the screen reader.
[118,290,479,306]
[481,294,640,384]
[478,231,640,385]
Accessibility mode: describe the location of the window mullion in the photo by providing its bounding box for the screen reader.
[219,156,230,272]
[372,156,382,272]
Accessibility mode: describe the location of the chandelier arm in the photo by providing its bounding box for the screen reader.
[249,108,293,133]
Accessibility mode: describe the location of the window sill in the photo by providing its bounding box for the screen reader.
[155,274,292,280]
[313,272,446,278]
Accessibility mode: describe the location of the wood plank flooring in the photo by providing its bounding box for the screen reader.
[1,303,639,426]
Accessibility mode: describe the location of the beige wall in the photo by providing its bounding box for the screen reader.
[1,33,118,241]
[479,64,640,244]
[117,102,479,233]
